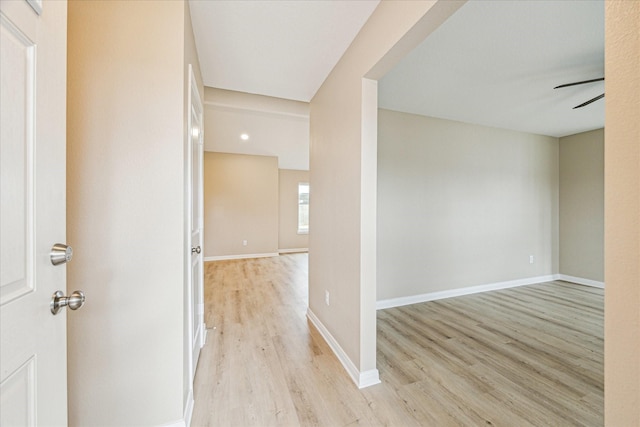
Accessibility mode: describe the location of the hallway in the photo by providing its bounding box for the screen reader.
[191,254,396,426]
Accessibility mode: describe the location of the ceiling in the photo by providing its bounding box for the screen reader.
[190,0,604,168]
[190,0,380,102]
[379,0,604,138]
[203,88,310,170]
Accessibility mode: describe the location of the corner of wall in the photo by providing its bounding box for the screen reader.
[306,308,380,389]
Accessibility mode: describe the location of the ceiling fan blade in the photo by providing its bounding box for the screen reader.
[573,93,605,109]
[554,77,604,89]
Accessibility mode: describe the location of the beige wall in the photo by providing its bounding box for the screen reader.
[605,1,640,424]
[310,0,465,379]
[279,169,310,251]
[559,129,604,282]
[203,152,279,258]
[377,109,559,301]
[67,1,193,425]
[59,0,639,423]
[308,0,640,418]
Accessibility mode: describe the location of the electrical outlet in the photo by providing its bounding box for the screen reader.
[325,290,330,306]
[529,255,534,264]
[242,240,247,246]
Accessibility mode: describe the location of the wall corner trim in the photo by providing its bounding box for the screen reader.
[183,388,194,427]
[557,274,605,289]
[306,308,381,389]
[376,275,561,310]
[203,253,279,262]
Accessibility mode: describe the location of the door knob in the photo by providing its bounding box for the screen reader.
[50,243,73,265]
[191,246,201,254]
[50,290,85,315]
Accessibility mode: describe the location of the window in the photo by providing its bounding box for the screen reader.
[298,182,309,234]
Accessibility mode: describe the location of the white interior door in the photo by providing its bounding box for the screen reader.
[187,65,205,386]
[0,1,69,425]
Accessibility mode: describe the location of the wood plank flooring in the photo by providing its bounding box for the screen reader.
[191,254,603,426]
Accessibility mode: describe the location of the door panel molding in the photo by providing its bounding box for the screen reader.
[0,12,36,306]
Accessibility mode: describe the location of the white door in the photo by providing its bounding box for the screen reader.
[0,1,70,425]
[187,65,205,385]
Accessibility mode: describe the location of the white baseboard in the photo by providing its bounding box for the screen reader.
[204,252,279,262]
[159,388,194,427]
[358,368,382,388]
[278,248,309,254]
[377,275,558,310]
[306,308,380,389]
[556,274,605,288]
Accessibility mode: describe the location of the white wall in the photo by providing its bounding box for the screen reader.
[67,1,195,425]
[604,1,640,423]
[377,109,559,301]
[559,128,604,282]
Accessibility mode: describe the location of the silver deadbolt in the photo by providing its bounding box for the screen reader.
[51,290,85,315]
[50,243,73,265]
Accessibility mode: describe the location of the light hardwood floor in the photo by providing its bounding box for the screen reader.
[192,254,603,426]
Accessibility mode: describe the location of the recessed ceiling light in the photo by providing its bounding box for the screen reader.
[240,133,250,141]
